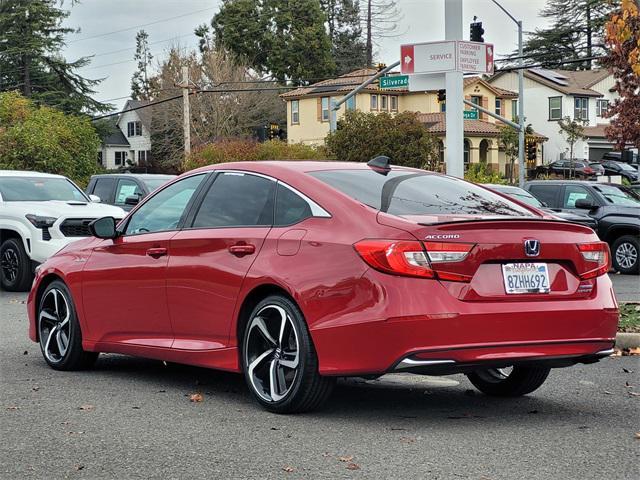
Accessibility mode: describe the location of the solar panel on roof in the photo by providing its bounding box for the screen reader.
[531,68,569,86]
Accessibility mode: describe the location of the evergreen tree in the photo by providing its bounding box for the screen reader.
[131,30,155,101]
[212,0,335,84]
[321,0,367,74]
[0,0,109,114]
[508,0,616,70]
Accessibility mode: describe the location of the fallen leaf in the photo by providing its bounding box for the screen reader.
[282,466,295,473]
[157,390,166,393]
[629,392,640,397]
[625,382,633,388]
[74,465,84,471]
[528,409,539,414]
[189,393,203,403]
[623,368,633,373]
[346,463,360,470]
[132,406,141,409]
[32,387,39,392]
[338,455,354,462]
[400,436,415,444]
[322,452,331,458]
[635,432,640,440]
[67,431,84,435]
[6,406,19,411]
[270,427,280,431]
[603,390,613,395]
[23,350,28,355]
[628,347,640,356]
[611,349,622,357]
[78,405,94,411]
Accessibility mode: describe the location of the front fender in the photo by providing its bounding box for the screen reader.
[0,218,32,254]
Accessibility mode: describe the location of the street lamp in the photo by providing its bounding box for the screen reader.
[490,0,525,187]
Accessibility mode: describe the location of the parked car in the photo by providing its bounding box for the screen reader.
[535,160,597,180]
[588,162,605,176]
[525,180,640,274]
[600,160,639,183]
[28,160,617,413]
[602,151,638,167]
[482,184,598,230]
[85,173,176,211]
[0,171,125,291]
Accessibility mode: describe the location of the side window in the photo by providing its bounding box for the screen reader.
[562,185,596,209]
[528,185,559,208]
[275,183,313,226]
[125,174,205,235]
[115,179,143,205]
[191,173,275,228]
[91,178,115,203]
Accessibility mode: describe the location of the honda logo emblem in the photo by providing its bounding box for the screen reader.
[524,239,541,257]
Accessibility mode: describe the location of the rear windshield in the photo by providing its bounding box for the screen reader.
[310,170,535,217]
[142,176,175,192]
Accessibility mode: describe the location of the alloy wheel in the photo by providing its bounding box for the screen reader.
[1,247,19,283]
[615,242,638,270]
[245,305,300,403]
[38,288,72,364]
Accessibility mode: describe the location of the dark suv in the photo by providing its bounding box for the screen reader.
[600,160,639,183]
[535,160,597,180]
[86,174,175,211]
[525,180,640,274]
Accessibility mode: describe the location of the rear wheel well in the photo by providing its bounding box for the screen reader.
[33,273,64,341]
[236,284,296,369]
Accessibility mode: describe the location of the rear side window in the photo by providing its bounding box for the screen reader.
[528,184,559,208]
[91,178,115,203]
[192,172,275,228]
[310,170,534,217]
[275,183,313,226]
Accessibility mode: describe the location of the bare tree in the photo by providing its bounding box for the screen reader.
[361,0,404,66]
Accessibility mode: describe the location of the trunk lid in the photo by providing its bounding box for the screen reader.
[377,212,604,301]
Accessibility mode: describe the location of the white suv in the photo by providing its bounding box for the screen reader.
[0,171,125,291]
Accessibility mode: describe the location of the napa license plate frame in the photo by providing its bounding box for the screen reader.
[502,263,550,294]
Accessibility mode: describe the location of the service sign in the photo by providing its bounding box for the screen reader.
[400,40,494,75]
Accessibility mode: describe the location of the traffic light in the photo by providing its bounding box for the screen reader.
[470,20,485,43]
[437,89,446,103]
[527,142,536,161]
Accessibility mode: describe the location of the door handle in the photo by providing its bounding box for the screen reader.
[146,247,167,258]
[228,244,255,256]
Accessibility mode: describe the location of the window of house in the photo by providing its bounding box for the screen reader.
[381,95,388,111]
[346,95,356,111]
[291,100,299,124]
[97,151,103,166]
[370,94,378,111]
[138,150,148,164]
[390,95,398,112]
[440,101,446,112]
[470,95,482,110]
[548,97,562,120]
[512,100,518,121]
[321,97,330,122]
[574,97,588,120]
[115,151,126,166]
[192,172,275,228]
[495,98,502,116]
[596,99,609,117]
[127,121,142,137]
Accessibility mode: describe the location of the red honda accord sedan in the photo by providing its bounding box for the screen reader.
[27,159,618,413]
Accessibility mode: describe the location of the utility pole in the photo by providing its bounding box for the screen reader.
[179,66,191,156]
[445,0,464,178]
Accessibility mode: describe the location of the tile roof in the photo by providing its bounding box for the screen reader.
[416,112,547,140]
[583,124,609,138]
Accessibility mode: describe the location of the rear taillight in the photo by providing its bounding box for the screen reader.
[578,242,611,279]
[354,240,474,282]
[584,167,595,174]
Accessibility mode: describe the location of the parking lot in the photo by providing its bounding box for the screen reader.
[1,278,638,479]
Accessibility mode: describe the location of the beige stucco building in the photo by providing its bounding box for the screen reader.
[280,68,546,176]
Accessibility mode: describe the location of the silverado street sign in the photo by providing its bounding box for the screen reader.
[379,75,409,89]
[401,40,494,75]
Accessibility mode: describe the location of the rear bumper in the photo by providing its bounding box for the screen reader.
[310,271,618,376]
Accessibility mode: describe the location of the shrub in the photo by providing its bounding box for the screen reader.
[182,139,328,172]
[464,163,507,185]
[0,91,101,186]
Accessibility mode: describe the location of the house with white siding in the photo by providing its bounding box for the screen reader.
[488,68,618,162]
[98,100,152,170]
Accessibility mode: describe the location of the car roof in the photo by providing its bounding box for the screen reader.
[91,173,175,179]
[0,170,66,179]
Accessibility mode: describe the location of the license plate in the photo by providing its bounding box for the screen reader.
[502,263,550,294]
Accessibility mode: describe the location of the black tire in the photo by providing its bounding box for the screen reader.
[37,280,98,371]
[611,235,639,275]
[241,294,335,413]
[0,238,33,291]
[466,365,550,397]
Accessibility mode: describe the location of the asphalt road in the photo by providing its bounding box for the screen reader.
[611,273,640,303]
[1,289,639,480]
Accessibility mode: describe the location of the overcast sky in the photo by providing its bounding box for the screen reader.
[61,0,550,111]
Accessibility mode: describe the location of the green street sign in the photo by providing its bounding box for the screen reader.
[379,75,409,89]
[464,110,479,120]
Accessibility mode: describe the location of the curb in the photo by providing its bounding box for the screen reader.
[615,332,640,350]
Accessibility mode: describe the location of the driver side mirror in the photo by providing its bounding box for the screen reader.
[124,195,140,206]
[575,198,595,210]
[89,217,118,239]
